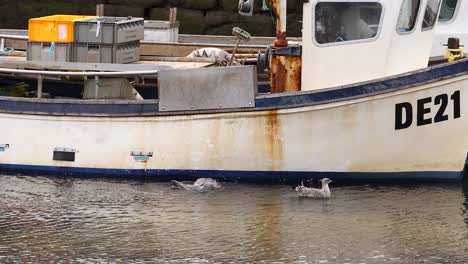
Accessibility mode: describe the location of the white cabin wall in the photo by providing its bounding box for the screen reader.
[302,0,396,91]
[385,0,439,76]
[431,0,468,57]
[301,0,439,91]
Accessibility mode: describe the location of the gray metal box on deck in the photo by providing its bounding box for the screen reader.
[74,17,144,44]
[144,20,179,43]
[26,42,73,62]
[73,41,140,64]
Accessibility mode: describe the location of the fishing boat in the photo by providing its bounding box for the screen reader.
[0,0,467,182]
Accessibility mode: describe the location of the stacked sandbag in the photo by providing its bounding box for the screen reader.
[15,0,305,38]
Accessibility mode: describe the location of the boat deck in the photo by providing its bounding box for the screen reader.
[0,55,215,69]
[0,29,302,57]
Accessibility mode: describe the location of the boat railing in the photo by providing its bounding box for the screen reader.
[0,33,28,50]
[0,67,159,99]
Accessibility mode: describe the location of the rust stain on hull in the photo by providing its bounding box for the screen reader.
[270,56,286,93]
[270,55,302,93]
[264,110,284,170]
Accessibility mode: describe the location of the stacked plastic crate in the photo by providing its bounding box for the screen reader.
[27,15,144,64]
[73,17,144,63]
[27,15,96,62]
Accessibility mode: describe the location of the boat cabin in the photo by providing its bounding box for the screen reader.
[431,0,468,57]
[302,0,443,91]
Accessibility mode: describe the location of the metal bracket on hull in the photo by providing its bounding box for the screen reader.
[53,148,76,162]
[271,45,302,56]
[131,151,153,162]
[0,144,9,152]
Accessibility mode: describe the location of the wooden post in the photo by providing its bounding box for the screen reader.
[169,7,177,22]
[96,0,105,16]
[96,4,104,16]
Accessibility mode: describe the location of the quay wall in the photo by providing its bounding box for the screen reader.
[0,0,303,37]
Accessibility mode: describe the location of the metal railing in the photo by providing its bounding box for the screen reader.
[0,32,162,99]
[0,33,28,50]
[0,67,159,99]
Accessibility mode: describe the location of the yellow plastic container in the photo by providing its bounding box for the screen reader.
[29,15,96,43]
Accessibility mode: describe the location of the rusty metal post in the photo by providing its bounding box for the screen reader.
[269,0,301,93]
[270,0,287,47]
[270,49,302,93]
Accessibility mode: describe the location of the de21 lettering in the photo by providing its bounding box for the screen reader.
[395,91,461,130]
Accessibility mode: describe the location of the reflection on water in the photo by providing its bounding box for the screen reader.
[0,175,467,263]
[463,180,468,227]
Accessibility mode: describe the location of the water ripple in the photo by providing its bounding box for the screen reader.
[0,175,467,263]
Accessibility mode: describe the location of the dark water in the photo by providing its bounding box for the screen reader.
[0,175,467,264]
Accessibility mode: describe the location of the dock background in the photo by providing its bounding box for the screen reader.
[0,0,304,37]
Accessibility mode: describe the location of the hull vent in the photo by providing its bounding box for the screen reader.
[53,148,76,162]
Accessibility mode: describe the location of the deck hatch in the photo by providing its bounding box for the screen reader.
[53,148,76,162]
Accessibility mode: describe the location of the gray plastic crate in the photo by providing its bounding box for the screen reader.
[73,41,140,64]
[74,17,144,44]
[144,20,179,42]
[27,42,72,62]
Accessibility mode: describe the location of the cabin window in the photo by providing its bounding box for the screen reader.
[315,2,383,44]
[397,0,421,32]
[422,0,442,29]
[439,0,458,21]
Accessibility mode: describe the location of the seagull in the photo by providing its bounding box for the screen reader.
[295,178,333,199]
[171,178,222,192]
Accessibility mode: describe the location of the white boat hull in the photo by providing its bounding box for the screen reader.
[1,62,468,181]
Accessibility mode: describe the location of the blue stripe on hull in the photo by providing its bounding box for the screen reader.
[0,60,467,116]
[0,164,463,182]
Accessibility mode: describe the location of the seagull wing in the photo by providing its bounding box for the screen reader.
[171,180,192,190]
[302,187,326,198]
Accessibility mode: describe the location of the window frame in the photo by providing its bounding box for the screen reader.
[438,0,460,23]
[396,0,423,35]
[312,0,386,47]
[421,0,442,31]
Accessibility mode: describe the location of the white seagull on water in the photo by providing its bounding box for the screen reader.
[171,178,222,192]
[295,178,333,199]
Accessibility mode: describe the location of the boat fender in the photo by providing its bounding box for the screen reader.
[239,0,254,16]
[444,37,465,62]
